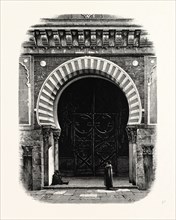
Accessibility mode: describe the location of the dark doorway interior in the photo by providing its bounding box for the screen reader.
[58,77,129,177]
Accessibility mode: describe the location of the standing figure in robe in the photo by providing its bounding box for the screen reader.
[104,161,113,190]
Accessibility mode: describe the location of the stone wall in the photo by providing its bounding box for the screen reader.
[20,54,147,190]
[19,128,43,190]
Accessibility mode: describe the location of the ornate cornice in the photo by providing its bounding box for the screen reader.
[23,29,152,51]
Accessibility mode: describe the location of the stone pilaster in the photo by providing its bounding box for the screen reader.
[142,145,154,189]
[42,125,53,186]
[53,129,61,172]
[126,127,137,185]
[22,146,33,190]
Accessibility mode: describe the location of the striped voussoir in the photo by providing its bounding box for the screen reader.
[36,56,142,127]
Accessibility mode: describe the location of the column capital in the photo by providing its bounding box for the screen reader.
[22,145,33,156]
[126,126,137,144]
[42,125,54,146]
[53,128,61,141]
[142,145,154,155]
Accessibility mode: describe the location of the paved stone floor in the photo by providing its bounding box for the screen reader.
[28,188,149,203]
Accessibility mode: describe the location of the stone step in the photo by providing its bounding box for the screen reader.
[43,177,138,190]
[43,185,138,190]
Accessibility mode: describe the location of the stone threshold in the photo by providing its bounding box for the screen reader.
[42,185,138,190]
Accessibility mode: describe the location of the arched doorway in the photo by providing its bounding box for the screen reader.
[58,77,129,177]
[36,56,142,185]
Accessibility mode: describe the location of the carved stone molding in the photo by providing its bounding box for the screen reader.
[142,145,154,155]
[22,146,33,157]
[126,127,137,143]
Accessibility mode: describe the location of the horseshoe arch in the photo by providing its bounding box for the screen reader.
[36,56,142,128]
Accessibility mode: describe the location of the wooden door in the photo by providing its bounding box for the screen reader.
[73,113,118,176]
[58,77,129,176]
